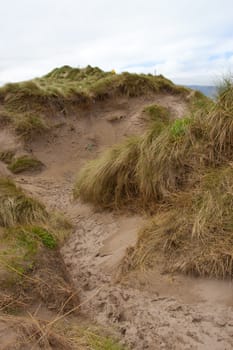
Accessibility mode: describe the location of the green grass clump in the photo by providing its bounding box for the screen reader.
[0,178,47,227]
[84,330,126,350]
[0,177,74,312]
[0,179,49,286]
[8,156,44,174]
[30,226,57,248]
[143,104,170,122]
[169,117,191,138]
[0,226,57,279]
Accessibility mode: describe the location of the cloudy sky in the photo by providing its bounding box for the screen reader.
[1,0,233,85]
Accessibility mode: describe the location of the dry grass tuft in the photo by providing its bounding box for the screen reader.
[0,315,74,349]
[0,178,47,227]
[125,166,233,279]
[74,136,141,208]
[207,78,233,158]
[0,315,126,350]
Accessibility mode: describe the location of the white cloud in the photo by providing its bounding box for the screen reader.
[1,0,233,85]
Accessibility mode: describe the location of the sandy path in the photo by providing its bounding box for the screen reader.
[13,95,233,349]
[16,174,233,350]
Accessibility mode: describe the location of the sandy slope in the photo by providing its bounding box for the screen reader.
[3,95,233,349]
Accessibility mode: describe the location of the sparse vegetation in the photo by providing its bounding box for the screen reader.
[0,177,76,315]
[0,316,127,350]
[8,155,44,174]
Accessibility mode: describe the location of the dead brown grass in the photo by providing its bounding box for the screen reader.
[124,166,233,278]
[0,314,74,350]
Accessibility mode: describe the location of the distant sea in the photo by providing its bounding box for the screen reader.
[186,85,217,98]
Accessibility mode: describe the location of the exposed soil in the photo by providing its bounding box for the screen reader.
[2,94,233,349]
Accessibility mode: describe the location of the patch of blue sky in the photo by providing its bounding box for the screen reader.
[209,51,233,61]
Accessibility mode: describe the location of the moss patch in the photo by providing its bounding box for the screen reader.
[8,156,44,174]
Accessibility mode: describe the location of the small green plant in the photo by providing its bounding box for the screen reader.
[170,117,191,138]
[86,330,126,350]
[68,326,127,350]
[31,226,57,249]
[8,156,44,174]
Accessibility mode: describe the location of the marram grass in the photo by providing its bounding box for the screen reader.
[127,166,233,279]
[0,65,189,114]
[74,114,206,208]
[75,81,233,209]
[75,79,233,279]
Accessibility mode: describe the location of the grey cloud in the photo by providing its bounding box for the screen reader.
[1,0,233,84]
